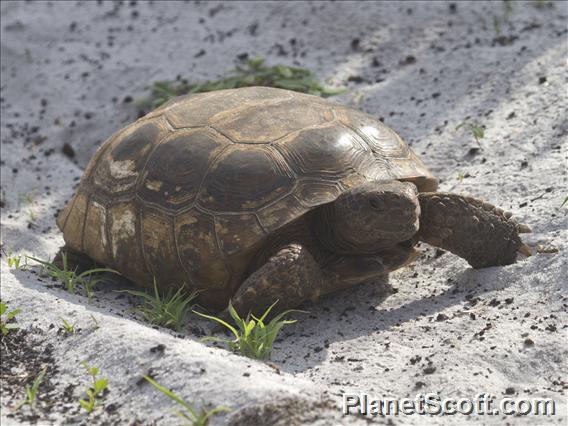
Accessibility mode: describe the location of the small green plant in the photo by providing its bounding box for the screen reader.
[27,253,116,298]
[456,121,485,148]
[27,209,38,226]
[0,301,21,336]
[457,172,465,183]
[89,314,100,331]
[20,190,36,205]
[15,368,46,411]
[194,301,302,360]
[493,15,502,35]
[144,375,229,426]
[141,57,344,110]
[83,279,99,302]
[493,0,514,34]
[561,196,568,207]
[79,362,108,414]
[120,280,199,331]
[60,317,77,335]
[6,252,26,270]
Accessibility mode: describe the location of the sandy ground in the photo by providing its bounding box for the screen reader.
[1,1,567,425]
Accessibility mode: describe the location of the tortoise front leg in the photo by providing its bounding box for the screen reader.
[417,193,531,268]
[229,244,325,318]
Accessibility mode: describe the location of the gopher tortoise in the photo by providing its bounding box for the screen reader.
[57,86,530,315]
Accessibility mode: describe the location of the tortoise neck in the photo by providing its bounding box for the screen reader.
[310,204,381,255]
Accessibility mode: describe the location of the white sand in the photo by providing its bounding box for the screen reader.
[1,1,566,424]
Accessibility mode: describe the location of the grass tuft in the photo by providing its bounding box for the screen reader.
[194,300,303,359]
[79,362,108,414]
[15,368,47,411]
[120,279,199,331]
[27,253,117,299]
[140,57,344,110]
[456,121,485,148]
[60,317,77,335]
[6,252,27,270]
[89,314,100,330]
[0,301,21,336]
[144,375,229,426]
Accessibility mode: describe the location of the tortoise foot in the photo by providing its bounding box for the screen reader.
[417,193,531,268]
[228,243,324,319]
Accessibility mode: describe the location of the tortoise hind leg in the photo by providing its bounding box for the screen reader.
[417,193,531,268]
[229,244,325,318]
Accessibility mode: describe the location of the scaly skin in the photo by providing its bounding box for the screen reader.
[209,186,533,319]
[417,192,531,268]
[230,244,324,317]
[228,242,417,318]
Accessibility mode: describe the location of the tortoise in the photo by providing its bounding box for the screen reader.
[56,86,531,316]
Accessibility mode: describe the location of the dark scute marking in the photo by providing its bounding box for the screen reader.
[199,147,295,212]
[276,125,365,179]
[111,120,162,161]
[138,130,227,209]
[175,210,221,271]
[141,207,187,287]
[214,214,266,255]
[92,119,165,195]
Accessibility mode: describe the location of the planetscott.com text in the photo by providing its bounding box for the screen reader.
[343,393,557,417]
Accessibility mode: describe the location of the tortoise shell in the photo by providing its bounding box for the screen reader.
[57,86,437,307]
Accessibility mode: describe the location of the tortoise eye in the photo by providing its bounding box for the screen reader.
[369,198,385,211]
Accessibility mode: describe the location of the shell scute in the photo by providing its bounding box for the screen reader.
[92,119,167,195]
[198,145,295,212]
[138,129,228,210]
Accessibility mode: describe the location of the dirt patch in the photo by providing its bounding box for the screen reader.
[1,325,128,425]
[227,397,367,426]
[1,327,71,424]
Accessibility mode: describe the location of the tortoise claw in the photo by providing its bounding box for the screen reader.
[517,243,532,257]
[518,223,532,233]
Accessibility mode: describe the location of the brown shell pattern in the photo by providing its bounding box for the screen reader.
[57,86,437,294]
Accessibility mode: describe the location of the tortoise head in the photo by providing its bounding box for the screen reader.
[314,180,420,254]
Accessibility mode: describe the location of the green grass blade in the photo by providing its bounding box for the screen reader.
[78,268,118,278]
[31,368,46,395]
[6,308,22,320]
[256,300,279,323]
[193,310,239,338]
[143,376,198,419]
